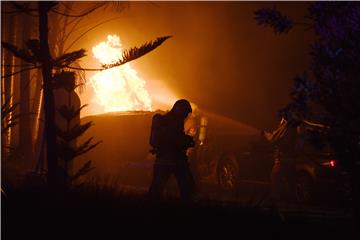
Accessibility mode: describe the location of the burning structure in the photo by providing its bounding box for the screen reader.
[89,35,152,113]
[77,34,261,186]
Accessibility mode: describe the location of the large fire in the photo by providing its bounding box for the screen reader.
[89,35,152,112]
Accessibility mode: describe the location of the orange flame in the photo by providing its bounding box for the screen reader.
[90,35,152,112]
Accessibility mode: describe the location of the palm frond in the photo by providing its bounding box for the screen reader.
[56,104,87,122]
[75,142,101,158]
[1,96,13,115]
[75,138,102,158]
[2,102,19,121]
[53,49,86,67]
[103,36,172,69]
[1,41,36,63]
[56,121,93,143]
[73,104,88,118]
[71,160,95,182]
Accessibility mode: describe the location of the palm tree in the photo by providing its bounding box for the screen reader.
[2,1,171,189]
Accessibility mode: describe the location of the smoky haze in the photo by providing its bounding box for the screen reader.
[70,1,313,130]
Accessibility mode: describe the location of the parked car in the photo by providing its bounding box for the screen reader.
[187,114,352,204]
[78,110,351,204]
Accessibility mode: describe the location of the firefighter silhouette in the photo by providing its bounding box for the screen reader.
[264,115,304,203]
[148,99,195,201]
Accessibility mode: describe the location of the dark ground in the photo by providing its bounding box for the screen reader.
[2,179,359,240]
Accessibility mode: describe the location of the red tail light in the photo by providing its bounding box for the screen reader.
[322,159,337,168]
[330,160,336,167]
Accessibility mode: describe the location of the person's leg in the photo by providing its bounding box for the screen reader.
[174,163,195,202]
[270,160,281,205]
[281,160,296,202]
[286,161,297,201]
[148,164,171,200]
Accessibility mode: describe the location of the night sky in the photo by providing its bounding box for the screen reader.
[69,1,314,130]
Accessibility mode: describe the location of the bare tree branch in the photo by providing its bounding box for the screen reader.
[1,64,35,67]
[60,65,104,72]
[2,41,37,63]
[7,1,38,17]
[64,17,122,53]
[50,2,106,18]
[1,66,40,79]
[59,2,73,11]
[1,10,36,16]
[61,16,84,47]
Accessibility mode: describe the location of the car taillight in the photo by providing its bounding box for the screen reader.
[330,160,336,167]
[322,159,337,168]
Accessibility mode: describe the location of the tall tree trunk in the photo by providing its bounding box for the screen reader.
[48,6,59,58]
[11,13,21,148]
[2,13,16,147]
[33,75,45,173]
[1,12,9,148]
[38,2,58,188]
[19,12,33,165]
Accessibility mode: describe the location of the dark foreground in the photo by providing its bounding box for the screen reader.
[2,184,359,240]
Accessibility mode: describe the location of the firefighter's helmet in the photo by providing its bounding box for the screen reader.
[170,99,192,119]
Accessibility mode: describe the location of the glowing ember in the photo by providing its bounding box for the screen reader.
[90,35,152,112]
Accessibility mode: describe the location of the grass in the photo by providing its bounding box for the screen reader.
[2,177,359,240]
